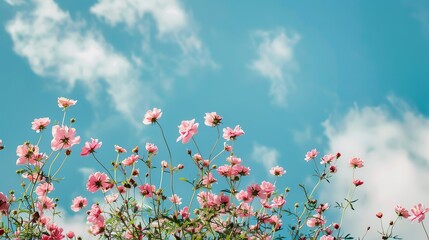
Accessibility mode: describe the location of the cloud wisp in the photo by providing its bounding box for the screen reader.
[250,28,300,106]
[5,0,155,124]
[251,143,280,175]
[321,99,429,238]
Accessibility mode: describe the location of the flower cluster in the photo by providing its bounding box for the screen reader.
[0,97,428,240]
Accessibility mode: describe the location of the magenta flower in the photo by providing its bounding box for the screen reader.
[353,179,364,187]
[86,172,111,193]
[0,192,9,215]
[349,157,364,168]
[57,97,77,108]
[304,148,319,161]
[269,166,286,176]
[204,112,222,127]
[81,138,102,156]
[31,117,51,133]
[395,205,410,218]
[142,108,163,125]
[51,125,81,151]
[409,203,429,223]
[70,196,87,212]
[176,119,199,144]
[179,206,190,219]
[222,125,245,141]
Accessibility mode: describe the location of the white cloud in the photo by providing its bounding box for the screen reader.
[49,207,94,239]
[251,144,280,174]
[90,0,215,74]
[4,0,23,6]
[321,98,429,238]
[250,28,300,106]
[5,0,155,124]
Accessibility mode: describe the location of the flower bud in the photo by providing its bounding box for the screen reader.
[132,146,139,154]
[177,164,184,170]
[65,149,72,156]
[70,118,76,123]
[376,212,383,218]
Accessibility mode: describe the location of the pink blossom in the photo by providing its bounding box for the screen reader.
[395,205,410,218]
[71,196,87,212]
[177,119,199,144]
[179,206,190,219]
[349,157,364,168]
[260,181,275,196]
[122,154,139,166]
[105,193,119,203]
[35,182,54,197]
[0,192,9,214]
[226,156,242,165]
[145,143,158,155]
[409,203,429,223]
[169,194,182,205]
[58,97,77,108]
[81,138,102,156]
[217,165,233,177]
[306,214,326,227]
[31,117,51,133]
[265,215,282,230]
[36,196,55,212]
[271,196,286,208]
[329,165,337,173]
[51,125,81,151]
[233,164,251,176]
[42,223,65,240]
[114,145,126,153]
[223,125,245,141]
[305,148,319,161]
[202,172,217,187]
[87,204,104,226]
[236,202,253,217]
[142,108,162,125]
[269,166,286,176]
[320,153,336,164]
[16,142,40,165]
[316,203,329,214]
[224,142,232,152]
[353,179,364,187]
[236,190,253,203]
[204,112,222,127]
[86,172,111,193]
[247,184,267,199]
[66,231,75,238]
[161,160,168,169]
[138,184,155,198]
[320,235,335,240]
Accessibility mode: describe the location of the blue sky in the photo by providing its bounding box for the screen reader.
[1,0,429,238]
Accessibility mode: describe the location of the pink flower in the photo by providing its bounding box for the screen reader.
[316,203,329,214]
[81,138,102,156]
[179,206,190,219]
[176,119,199,144]
[87,204,104,226]
[376,212,383,218]
[236,202,253,217]
[269,166,285,176]
[204,112,222,127]
[0,192,9,214]
[236,190,253,203]
[223,125,245,141]
[145,143,158,155]
[66,231,75,238]
[202,172,217,187]
[320,153,336,164]
[305,149,319,161]
[260,181,275,196]
[395,205,410,218]
[169,194,182,205]
[247,183,267,199]
[353,179,364,187]
[35,182,54,197]
[224,142,232,152]
[138,184,155,198]
[16,142,40,165]
[306,214,326,227]
[142,108,162,125]
[122,154,139,166]
[58,97,77,108]
[226,156,242,165]
[271,196,286,208]
[320,235,335,240]
[329,165,337,173]
[114,145,126,153]
[31,117,51,133]
[42,223,65,240]
[71,196,87,212]
[349,157,364,168]
[105,193,119,203]
[36,196,55,212]
[51,125,81,151]
[409,203,429,223]
[86,172,111,193]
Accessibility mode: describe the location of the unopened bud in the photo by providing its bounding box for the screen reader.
[70,118,76,123]
[376,212,383,219]
[65,149,72,156]
[177,164,184,170]
[132,146,139,154]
